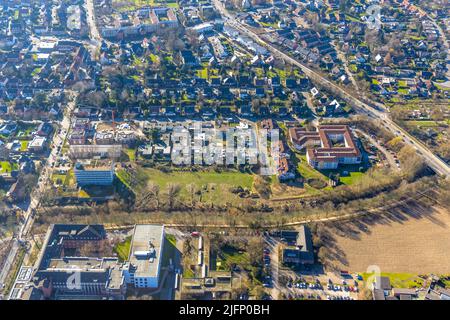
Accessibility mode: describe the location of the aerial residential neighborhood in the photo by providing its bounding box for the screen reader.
[0,0,449,311]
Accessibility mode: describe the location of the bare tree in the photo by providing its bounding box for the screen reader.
[166,183,181,210]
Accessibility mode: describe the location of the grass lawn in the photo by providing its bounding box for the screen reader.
[221,245,249,267]
[397,80,408,87]
[149,53,159,63]
[183,267,195,278]
[297,156,327,181]
[162,234,177,268]
[139,168,255,204]
[338,171,364,185]
[212,244,250,272]
[52,174,67,185]
[0,161,17,173]
[297,154,366,187]
[114,236,132,262]
[113,0,179,11]
[361,272,424,289]
[349,64,358,73]
[196,68,208,79]
[52,169,75,186]
[31,68,42,76]
[142,168,254,188]
[125,148,136,161]
[405,120,441,127]
[20,140,28,151]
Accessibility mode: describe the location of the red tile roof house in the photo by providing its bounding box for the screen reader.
[289,125,362,170]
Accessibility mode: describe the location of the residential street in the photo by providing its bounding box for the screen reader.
[211,0,450,178]
[0,92,76,297]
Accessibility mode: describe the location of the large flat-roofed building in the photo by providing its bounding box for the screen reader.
[74,160,114,186]
[9,224,167,300]
[123,225,165,289]
[28,136,47,152]
[10,224,126,300]
[289,125,361,170]
[278,226,314,265]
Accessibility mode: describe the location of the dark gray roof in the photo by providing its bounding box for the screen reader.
[373,288,386,300]
[374,276,391,291]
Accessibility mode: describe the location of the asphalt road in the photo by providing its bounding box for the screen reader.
[0,93,76,297]
[212,0,450,178]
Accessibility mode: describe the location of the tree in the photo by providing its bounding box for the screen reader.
[166,183,181,210]
[398,146,426,180]
[148,182,160,209]
[247,237,263,267]
[253,176,271,199]
[317,246,329,263]
[186,183,197,207]
[252,286,266,300]
[383,52,392,66]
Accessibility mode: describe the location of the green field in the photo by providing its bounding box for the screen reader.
[405,120,442,127]
[114,236,132,262]
[212,244,249,272]
[112,0,179,11]
[125,148,136,161]
[51,169,75,186]
[20,140,28,151]
[162,234,177,267]
[297,155,366,187]
[338,171,364,185]
[361,272,424,289]
[0,161,17,173]
[196,68,208,79]
[142,168,253,188]
[297,156,327,181]
[118,167,255,205]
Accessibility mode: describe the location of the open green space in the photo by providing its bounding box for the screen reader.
[361,272,424,289]
[112,0,179,11]
[20,140,28,151]
[125,148,137,161]
[405,120,442,127]
[116,167,255,205]
[162,234,177,267]
[143,168,253,188]
[212,244,249,272]
[0,161,18,174]
[114,236,132,262]
[51,169,75,186]
[296,154,367,188]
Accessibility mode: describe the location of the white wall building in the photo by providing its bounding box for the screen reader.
[123,225,165,289]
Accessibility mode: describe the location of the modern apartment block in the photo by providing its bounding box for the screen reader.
[74,160,114,186]
[123,224,165,289]
[9,224,166,300]
[289,125,362,170]
[9,224,126,300]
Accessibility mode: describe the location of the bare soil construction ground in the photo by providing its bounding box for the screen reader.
[320,203,450,274]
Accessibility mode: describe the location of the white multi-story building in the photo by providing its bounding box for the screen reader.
[123,225,165,289]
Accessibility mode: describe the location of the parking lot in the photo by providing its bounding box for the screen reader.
[262,233,360,300]
[285,277,359,300]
